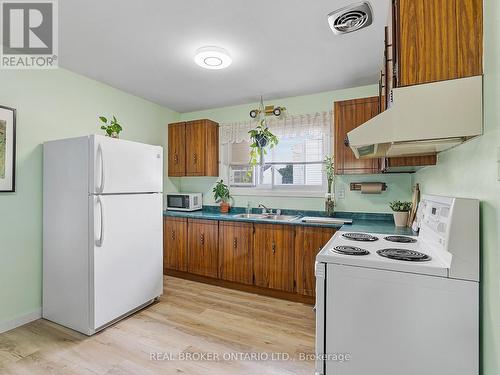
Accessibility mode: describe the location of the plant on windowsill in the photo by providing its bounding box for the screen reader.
[213,179,232,213]
[324,155,335,217]
[99,115,122,138]
[389,200,412,227]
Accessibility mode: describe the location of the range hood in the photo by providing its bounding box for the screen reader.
[348,76,483,159]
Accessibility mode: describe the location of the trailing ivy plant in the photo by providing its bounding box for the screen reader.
[248,119,279,171]
[99,115,123,138]
[389,200,412,212]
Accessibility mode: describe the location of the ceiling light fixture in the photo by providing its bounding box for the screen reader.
[194,46,232,70]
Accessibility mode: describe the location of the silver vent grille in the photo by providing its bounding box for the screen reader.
[328,2,373,35]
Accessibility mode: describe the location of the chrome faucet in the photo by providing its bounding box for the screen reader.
[258,203,273,214]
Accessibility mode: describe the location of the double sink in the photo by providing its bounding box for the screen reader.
[232,213,300,222]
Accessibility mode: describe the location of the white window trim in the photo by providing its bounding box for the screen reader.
[230,186,326,198]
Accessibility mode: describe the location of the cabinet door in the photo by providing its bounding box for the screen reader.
[185,120,205,176]
[334,97,382,175]
[168,122,186,177]
[219,222,253,285]
[253,224,294,292]
[163,217,187,272]
[396,0,482,86]
[187,219,219,278]
[204,120,219,177]
[295,226,336,297]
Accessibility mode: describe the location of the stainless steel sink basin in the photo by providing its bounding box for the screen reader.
[231,213,300,222]
[262,214,300,222]
[232,213,267,219]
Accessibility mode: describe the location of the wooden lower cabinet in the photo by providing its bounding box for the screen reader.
[163,217,187,272]
[164,217,336,303]
[253,223,295,293]
[218,221,253,285]
[295,226,337,297]
[187,219,219,278]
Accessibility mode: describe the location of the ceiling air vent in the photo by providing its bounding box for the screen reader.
[328,2,373,35]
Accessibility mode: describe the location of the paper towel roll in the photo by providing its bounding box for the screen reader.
[360,182,383,194]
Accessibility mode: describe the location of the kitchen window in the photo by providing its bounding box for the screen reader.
[220,111,331,195]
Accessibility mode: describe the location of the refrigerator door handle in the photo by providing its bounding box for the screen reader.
[97,144,105,193]
[95,196,104,247]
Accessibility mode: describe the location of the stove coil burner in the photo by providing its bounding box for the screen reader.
[342,232,379,242]
[377,248,431,262]
[332,245,370,256]
[384,235,417,243]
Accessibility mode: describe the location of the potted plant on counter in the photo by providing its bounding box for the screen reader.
[389,200,412,227]
[213,179,232,213]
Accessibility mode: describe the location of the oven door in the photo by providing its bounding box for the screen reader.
[166,194,188,210]
[315,261,326,375]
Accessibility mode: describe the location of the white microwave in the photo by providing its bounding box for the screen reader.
[166,193,202,211]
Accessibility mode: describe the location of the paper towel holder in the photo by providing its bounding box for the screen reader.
[350,182,387,192]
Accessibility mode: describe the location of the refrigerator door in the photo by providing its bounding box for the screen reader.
[91,193,163,330]
[91,135,163,194]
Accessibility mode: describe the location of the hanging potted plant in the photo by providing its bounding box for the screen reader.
[324,155,335,217]
[248,119,279,170]
[99,115,122,138]
[389,200,412,227]
[213,179,232,213]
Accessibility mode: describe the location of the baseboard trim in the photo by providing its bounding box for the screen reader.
[0,308,42,334]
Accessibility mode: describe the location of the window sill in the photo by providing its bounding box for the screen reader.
[231,188,326,198]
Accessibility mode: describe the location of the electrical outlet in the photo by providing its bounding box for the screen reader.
[337,186,346,199]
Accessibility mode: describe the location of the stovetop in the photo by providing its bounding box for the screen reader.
[316,230,449,277]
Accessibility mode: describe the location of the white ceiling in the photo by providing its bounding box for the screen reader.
[59,0,390,112]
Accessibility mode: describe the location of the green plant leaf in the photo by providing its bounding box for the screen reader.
[99,116,107,123]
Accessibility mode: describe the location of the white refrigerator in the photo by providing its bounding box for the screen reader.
[43,135,163,335]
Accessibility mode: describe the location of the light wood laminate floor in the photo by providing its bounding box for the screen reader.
[0,276,315,374]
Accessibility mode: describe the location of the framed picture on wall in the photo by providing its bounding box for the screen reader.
[0,105,16,192]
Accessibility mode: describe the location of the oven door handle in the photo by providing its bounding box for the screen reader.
[315,261,326,375]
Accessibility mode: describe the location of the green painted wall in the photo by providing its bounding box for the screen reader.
[412,2,499,373]
[0,69,179,326]
[179,85,413,212]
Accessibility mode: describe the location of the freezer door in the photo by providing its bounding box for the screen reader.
[91,135,163,194]
[91,193,163,329]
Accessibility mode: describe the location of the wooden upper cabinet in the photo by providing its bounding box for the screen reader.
[395,0,483,87]
[168,119,219,177]
[334,97,382,175]
[163,217,188,272]
[295,226,336,297]
[218,222,253,285]
[187,219,219,278]
[168,122,186,177]
[253,224,294,292]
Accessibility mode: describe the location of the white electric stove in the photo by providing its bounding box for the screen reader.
[315,194,479,375]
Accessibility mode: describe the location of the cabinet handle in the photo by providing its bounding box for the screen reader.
[174,154,178,164]
[200,233,205,245]
[272,242,276,254]
[233,238,238,249]
[193,153,198,164]
[343,136,349,147]
[171,230,175,240]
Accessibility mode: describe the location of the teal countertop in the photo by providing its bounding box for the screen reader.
[164,206,416,236]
